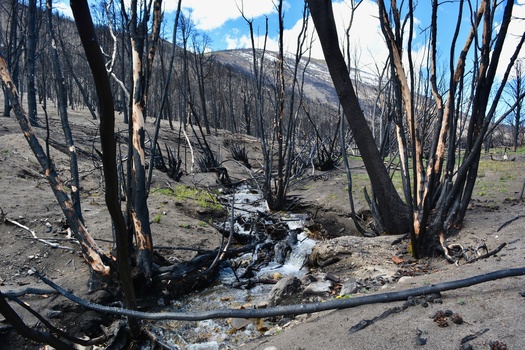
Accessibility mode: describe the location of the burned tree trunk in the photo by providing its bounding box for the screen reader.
[0,52,112,276]
[70,0,141,336]
[47,0,84,224]
[307,0,410,234]
[126,0,164,281]
[26,0,38,126]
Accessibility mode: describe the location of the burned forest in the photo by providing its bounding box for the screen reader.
[1,0,525,349]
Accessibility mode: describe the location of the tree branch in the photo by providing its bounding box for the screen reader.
[36,267,525,321]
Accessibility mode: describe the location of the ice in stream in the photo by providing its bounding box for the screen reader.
[158,184,316,349]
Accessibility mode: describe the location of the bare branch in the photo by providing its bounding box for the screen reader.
[36,268,525,321]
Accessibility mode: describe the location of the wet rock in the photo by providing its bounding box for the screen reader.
[229,318,251,330]
[324,272,341,283]
[308,237,353,268]
[339,278,359,296]
[268,276,303,306]
[274,240,292,265]
[300,274,317,284]
[303,280,332,296]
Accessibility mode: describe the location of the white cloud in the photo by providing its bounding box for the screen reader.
[54,2,74,19]
[179,0,276,31]
[281,0,388,73]
[219,0,388,74]
[497,0,525,78]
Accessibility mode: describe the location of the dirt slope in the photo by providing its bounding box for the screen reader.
[0,104,524,349]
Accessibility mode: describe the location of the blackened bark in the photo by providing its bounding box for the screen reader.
[0,52,112,275]
[26,0,38,126]
[47,0,83,224]
[69,0,140,337]
[307,0,409,234]
[128,0,159,280]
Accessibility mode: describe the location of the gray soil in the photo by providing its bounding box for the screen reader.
[0,101,524,350]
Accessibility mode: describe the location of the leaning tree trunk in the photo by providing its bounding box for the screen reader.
[47,0,84,224]
[307,0,410,234]
[0,52,112,276]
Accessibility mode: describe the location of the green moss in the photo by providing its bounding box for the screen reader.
[336,294,353,300]
[327,193,338,200]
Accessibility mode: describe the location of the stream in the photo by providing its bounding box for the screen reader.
[153,184,317,349]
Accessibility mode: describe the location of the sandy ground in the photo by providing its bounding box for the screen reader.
[0,103,524,350]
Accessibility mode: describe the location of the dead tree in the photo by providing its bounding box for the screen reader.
[121,0,164,280]
[507,60,524,151]
[375,0,525,257]
[0,52,112,275]
[47,0,84,224]
[25,0,38,126]
[307,0,410,234]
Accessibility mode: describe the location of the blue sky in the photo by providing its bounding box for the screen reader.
[170,0,524,77]
[55,0,524,77]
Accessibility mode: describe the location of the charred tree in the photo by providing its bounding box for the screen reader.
[26,0,38,126]
[47,0,83,224]
[0,52,112,276]
[307,0,410,234]
[70,0,140,336]
[125,0,164,280]
[375,0,524,257]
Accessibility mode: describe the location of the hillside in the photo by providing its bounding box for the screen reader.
[0,93,524,349]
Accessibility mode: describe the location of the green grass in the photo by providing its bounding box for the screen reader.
[151,185,223,211]
[488,146,525,155]
[153,212,163,224]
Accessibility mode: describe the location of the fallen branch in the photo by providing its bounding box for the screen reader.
[497,215,525,232]
[348,304,409,334]
[5,218,77,252]
[1,287,58,298]
[0,293,72,350]
[460,328,490,345]
[4,293,108,347]
[466,243,507,264]
[35,267,525,321]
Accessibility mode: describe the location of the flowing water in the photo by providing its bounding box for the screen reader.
[154,184,316,349]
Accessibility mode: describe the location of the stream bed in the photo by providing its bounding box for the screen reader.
[152,184,317,349]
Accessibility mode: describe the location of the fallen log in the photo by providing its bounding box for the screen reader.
[34,267,525,321]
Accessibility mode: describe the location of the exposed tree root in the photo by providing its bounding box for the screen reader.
[466,243,507,264]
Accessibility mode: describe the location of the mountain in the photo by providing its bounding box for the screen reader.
[212,49,340,107]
